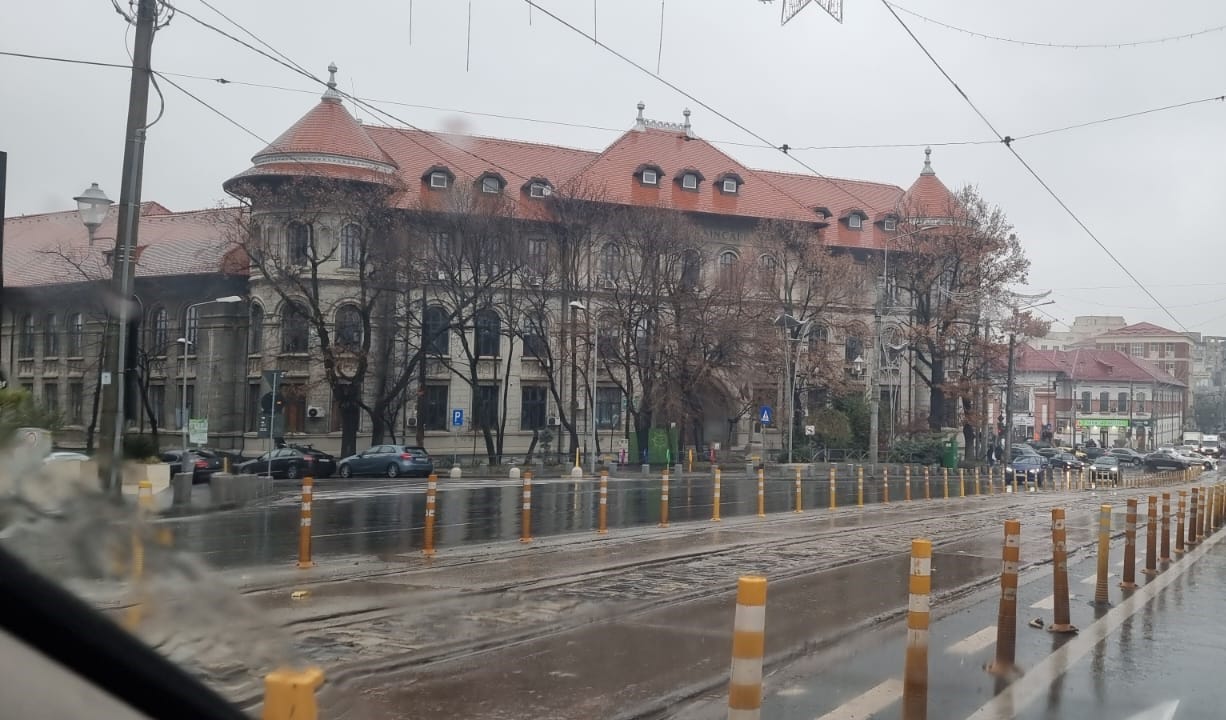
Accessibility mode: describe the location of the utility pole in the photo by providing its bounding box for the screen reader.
[869,282,883,468]
[1004,332,1016,469]
[100,0,160,495]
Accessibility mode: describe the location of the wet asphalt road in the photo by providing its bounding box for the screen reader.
[157,471,941,569]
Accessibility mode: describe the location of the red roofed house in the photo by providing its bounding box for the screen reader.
[6,65,965,459]
[1000,346,1186,450]
[1089,322,1197,416]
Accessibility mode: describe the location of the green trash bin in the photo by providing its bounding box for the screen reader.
[941,441,959,469]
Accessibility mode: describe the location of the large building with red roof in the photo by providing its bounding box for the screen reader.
[5,66,965,458]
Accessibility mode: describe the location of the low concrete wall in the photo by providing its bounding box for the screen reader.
[207,473,274,509]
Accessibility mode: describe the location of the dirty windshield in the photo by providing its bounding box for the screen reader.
[3,1,1225,718]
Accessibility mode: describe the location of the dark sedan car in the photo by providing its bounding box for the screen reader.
[1144,451,1191,472]
[1005,455,1048,486]
[1047,452,1085,471]
[236,445,336,479]
[160,449,224,484]
[1107,447,1146,467]
[338,445,434,478]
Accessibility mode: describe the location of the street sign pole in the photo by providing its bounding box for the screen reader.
[268,370,279,479]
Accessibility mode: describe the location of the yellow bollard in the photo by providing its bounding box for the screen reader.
[1143,495,1158,576]
[712,468,722,522]
[1160,492,1172,562]
[1175,490,1187,555]
[828,466,837,510]
[959,468,966,498]
[297,477,314,569]
[137,479,154,512]
[924,466,931,500]
[262,666,324,720]
[423,473,437,557]
[794,466,802,513]
[903,538,932,720]
[660,468,670,527]
[1048,508,1077,634]
[521,471,533,543]
[727,576,768,720]
[942,467,950,500]
[883,467,891,504]
[756,467,765,518]
[974,467,981,496]
[1188,487,1199,547]
[598,469,609,534]
[905,465,912,502]
[1093,504,1112,606]
[857,466,865,507]
[987,519,1022,676]
[1120,498,1138,589]
[688,448,694,473]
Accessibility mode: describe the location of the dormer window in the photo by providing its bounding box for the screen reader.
[883,218,897,231]
[430,172,449,189]
[529,182,551,198]
[635,163,664,187]
[682,173,698,190]
[848,215,862,229]
[642,170,659,185]
[715,172,743,195]
[481,176,503,194]
[423,165,455,190]
[722,179,738,194]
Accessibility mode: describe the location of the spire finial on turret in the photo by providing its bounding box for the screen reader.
[635,101,647,130]
[920,146,935,176]
[682,108,692,137]
[322,62,342,101]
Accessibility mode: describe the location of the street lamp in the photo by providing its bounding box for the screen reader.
[774,313,811,463]
[179,296,244,456]
[74,183,113,245]
[569,300,599,475]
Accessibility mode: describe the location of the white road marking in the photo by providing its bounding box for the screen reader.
[964,521,1222,720]
[815,677,902,720]
[946,626,997,655]
[1030,594,1054,610]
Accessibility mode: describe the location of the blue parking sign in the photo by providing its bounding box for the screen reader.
[452,408,464,427]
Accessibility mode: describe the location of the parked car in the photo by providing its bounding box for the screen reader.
[1090,456,1121,487]
[338,445,434,478]
[1047,452,1085,471]
[236,445,336,479]
[160,449,225,484]
[44,451,91,463]
[1107,447,1146,467]
[1010,444,1041,461]
[1005,455,1048,486]
[1079,445,1107,460]
[1036,447,1060,459]
[1144,451,1190,472]
[1183,451,1217,471]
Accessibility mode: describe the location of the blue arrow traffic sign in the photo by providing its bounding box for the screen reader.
[759,406,774,424]
[452,408,464,427]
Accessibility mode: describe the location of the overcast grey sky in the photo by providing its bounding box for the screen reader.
[3,0,1225,335]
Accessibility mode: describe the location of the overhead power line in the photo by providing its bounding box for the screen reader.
[879,0,1191,334]
[886,1,1226,50]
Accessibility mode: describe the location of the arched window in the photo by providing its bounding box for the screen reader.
[248,303,264,353]
[335,305,363,349]
[281,303,310,353]
[807,324,829,353]
[522,312,548,359]
[599,243,621,284]
[758,254,778,286]
[44,313,59,357]
[475,309,501,357]
[67,313,84,357]
[680,249,701,290]
[718,251,738,287]
[1136,392,1146,413]
[18,314,34,358]
[286,222,311,266]
[149,307,169,352]
[597,313,619,359]
[634,316,652,361]
[183,305,199,346]
[844,329,864,363]
[339,223,362,268]
[423,306,449,356]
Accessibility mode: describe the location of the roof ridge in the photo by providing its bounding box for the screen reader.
[365,125,599,156]
[754,167,906,192]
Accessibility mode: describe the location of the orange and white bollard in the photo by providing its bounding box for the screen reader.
[660,467,671,527]
[943,468,950,500]
[1175,490,1187,555]
[520,471,533,543]
[756,466,765,518]
[297,477,314,569]
[727,576,768,720]
[924,466,931,500]
[1048,508,1077,633]
[598,469,609,534]
[794,466,803,513]
[262,666,324,720]
[1093,504,1112,606]
[959,468,966,498]
[883,467,891,504]
[423,473,438,557]
[974,467,981,496]
[713,468,722,521]
[857,466,865,507]
[828,466,837,511]
[904,466,912,501]
[987,519,1022,676]
[1188,487,1199,547]
[1160,492,1172,562]
[1143,495,1158,576]
[903,538,932,720]
[1120,498,1138,589]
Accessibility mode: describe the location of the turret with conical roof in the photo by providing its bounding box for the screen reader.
[899,147,960,224]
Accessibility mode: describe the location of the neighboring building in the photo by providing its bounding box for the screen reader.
[1034,315,1126,351]
[993,345,1186,450]
[1089,322,1196,416]
[5,68,967,459]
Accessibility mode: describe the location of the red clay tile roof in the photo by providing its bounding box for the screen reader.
[3,205,243,288]
[1095,321,1184,338]
[753,170,905,249]
[256,97,396,168]
[1021,348,1184,386]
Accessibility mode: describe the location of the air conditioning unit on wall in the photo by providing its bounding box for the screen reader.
[406,416,418,428]
[546,416,560,427]
[307,406,325,419]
